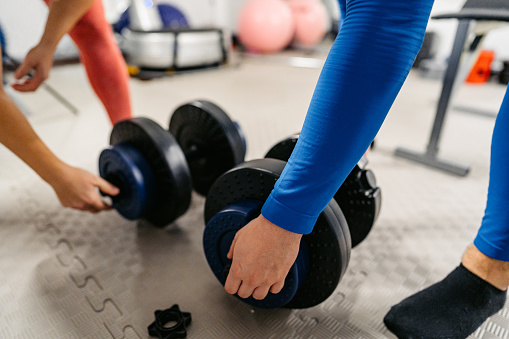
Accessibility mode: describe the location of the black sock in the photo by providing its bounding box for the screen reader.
[383,264,507,339]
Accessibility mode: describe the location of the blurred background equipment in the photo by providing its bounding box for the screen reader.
[237,0,295,53]
[114,0,230,74]
[395,0,509,177]
[287,0,329,47]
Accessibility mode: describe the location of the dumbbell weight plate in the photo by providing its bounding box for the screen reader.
[265,135,381,248]
[109,118,192,226]
[204,159,351,309]
[204,199,310,309]
[169,100,246,196]
[336,162,381,247]
[99,142,156,220]
[264,134,298,161]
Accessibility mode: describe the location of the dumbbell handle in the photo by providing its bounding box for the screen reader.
[360,169,377,190]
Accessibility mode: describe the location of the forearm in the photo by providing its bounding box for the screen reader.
[0,93,65,185]
[262,0,435,234]
[38,0,95,50]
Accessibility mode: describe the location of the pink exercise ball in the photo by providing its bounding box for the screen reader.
[238,0,295,53]
[287,0,328,46]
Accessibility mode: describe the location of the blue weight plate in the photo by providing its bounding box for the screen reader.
[169,100,246,196]
[203,200,309,309]
[205,159,351,308]
[99,143,156,220]
[109,118,192,227]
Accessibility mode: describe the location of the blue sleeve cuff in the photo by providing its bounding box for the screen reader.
[261,193,318,235]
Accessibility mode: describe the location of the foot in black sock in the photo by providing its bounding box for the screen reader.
[383,264,507,339]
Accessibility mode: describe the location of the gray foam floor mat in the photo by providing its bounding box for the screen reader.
[1,148,508,338]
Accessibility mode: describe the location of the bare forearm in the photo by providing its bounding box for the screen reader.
[0,93,65,185]
[38,0,95,50]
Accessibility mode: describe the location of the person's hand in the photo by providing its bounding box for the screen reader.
[225,214,302,300]
[49,165,120,213]
[11,43,54,92]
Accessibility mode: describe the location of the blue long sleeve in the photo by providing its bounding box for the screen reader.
[261,0,435,234]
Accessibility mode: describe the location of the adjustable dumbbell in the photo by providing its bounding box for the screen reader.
[203,159,351,309]
[265,134,381,248]
[98,100,246,226]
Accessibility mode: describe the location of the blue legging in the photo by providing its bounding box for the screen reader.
[474,89,509,261]
[261,0,509,262]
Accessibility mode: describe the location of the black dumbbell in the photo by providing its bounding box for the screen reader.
[203,159,351,309]
[98,100,246,226]
[169,100,246,196]
[265,134,381,248]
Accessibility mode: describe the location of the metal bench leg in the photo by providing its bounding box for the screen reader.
[395,20,472,176]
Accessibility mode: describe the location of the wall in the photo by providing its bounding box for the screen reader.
[1,0,509,61]
[0,0,47,59]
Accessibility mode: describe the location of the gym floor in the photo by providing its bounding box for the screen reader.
[1,41,508,338]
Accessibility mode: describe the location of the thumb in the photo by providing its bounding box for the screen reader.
[14,59,33,80]
[96,177,120,196]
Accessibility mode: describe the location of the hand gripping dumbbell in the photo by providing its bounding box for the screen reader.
[265,134,381,248]
[98,100,246,226]
[203,159,352,309]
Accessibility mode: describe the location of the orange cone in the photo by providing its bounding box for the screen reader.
[466,50,495,84]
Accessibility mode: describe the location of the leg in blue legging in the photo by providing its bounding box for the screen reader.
[475,88,509,261]
[384,88,509,339]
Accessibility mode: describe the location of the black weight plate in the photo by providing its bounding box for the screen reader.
[169,100,246,196]
[286,199,351,309]
[265,135,381,248]
[334,168,381,247]
[204,159,283,223]
[205,158,351,308]
[264,134,298,161]
[110,118,192,227]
